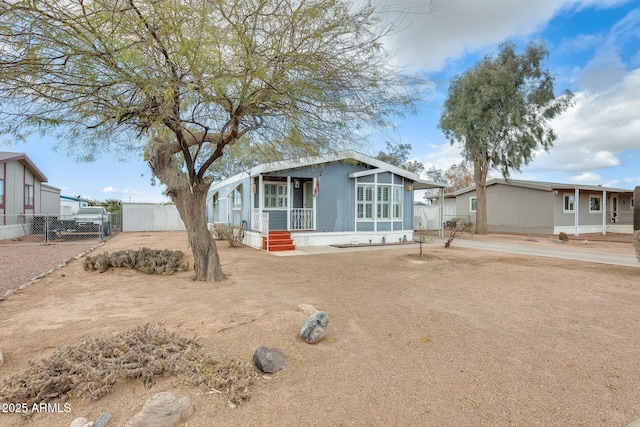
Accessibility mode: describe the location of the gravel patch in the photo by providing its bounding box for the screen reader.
[0,243,98,299]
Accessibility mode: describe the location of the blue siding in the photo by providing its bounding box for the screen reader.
[265,210,287,229]
[357,221,374,231]
[377,221,392,231]
[377,172,392,184]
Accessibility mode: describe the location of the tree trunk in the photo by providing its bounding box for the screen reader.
[473,159,488,235]
[147,144,225,282]
[171,183,225,281]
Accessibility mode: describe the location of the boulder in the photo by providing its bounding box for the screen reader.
[70,418,93,427]
[126,392,194,427]
[95,412,112,427]
[300,310,330,344]
[253,346,286,373]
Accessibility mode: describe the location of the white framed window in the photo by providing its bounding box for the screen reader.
[212,192,218,210]
[356,184,374,219]
[233,186,242,210]
[589,195,601,213]
[563,193,575,213]
[392,186,403,220]
[377,185,391,220]
[470,197,477,212]
[24,184,34,208]
[264,183,288,209]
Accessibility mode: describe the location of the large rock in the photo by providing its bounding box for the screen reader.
[300,310,330,344]
[69,418,93,427]
[126,392,194,427]
[253,346,286,373]
[0,348,3,366]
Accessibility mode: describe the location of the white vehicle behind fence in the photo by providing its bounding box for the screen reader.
[74,207,111,236]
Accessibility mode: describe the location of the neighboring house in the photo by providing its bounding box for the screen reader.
[207,150,445,250]
[450,178,634,235]
[0,151,61,239]
[60,195,90,217]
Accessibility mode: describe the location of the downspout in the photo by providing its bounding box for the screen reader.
[574,188,579,236]
[286,175,291,231]
[602,190,607,235]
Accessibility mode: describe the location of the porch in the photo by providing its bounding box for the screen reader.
[250,175,318,232]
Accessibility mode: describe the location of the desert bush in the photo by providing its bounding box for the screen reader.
[0,324,258,414]
[558,232,569,242]
[83,248,188,274]
[444,218,474,248]
[215,224,245,247]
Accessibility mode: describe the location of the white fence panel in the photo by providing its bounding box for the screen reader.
[122,203,186,232]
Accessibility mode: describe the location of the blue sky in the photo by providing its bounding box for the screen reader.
[6,0,640,202]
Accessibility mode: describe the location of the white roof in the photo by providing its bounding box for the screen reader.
[210,150,446,191]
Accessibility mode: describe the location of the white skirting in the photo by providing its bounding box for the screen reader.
[242,230,415,249]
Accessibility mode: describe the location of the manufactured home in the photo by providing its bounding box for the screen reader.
[207,151,446,250]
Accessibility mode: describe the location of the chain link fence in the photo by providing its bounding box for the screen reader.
[0,213,120,245]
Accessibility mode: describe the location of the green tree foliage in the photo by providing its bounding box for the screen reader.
[375,142,425,174]
[100,199,122,214]
[0,0,422,280]
[439,41,574,234]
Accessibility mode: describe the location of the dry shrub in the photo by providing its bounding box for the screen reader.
[214,224,245,247]
[0,324,258,414]
[83,248,189,274]
[634,230,640,263]
[559,232,569,242]
[444,218,474,248]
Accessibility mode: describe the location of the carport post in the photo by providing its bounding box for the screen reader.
[439,187,444,238]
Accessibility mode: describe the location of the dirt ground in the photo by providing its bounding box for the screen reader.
[0,231,639,426]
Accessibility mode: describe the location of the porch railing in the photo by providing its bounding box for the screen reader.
[291,208,314,230]
[251,209,262,231]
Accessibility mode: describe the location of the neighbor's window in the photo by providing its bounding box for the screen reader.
[264,183,287,209]
[589,195,601,213]
[24,184,34,208]
[356,184,374,219]
[470,197,477,212]
[0,179,4,208]
[632,197,634,209]
[563,193,575,213]
[392,186,403,220]
[233,186,242,209]
[212,192,218,210]
[377,185,391,220]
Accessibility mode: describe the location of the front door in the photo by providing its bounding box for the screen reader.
[303,181,314,208]
[612,196,618,222]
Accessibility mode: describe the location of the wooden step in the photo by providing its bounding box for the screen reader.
[263,230,296,251]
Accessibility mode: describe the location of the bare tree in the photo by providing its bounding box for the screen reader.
[0,0,423,280]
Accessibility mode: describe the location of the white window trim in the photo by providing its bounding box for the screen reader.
[563,193,575,213]
[356,183,375,220]
[263,182,288,210]
[392,186,403,220]
[356,182,404,222]
[232,187,242,210]
[469,196,477,213]
[588,194,602,213]
[377,184,391,220]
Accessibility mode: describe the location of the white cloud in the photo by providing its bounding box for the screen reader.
[378,0,633,71]
[527,68,640,173]
[570,172,601,183]
[103,186,117,193]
